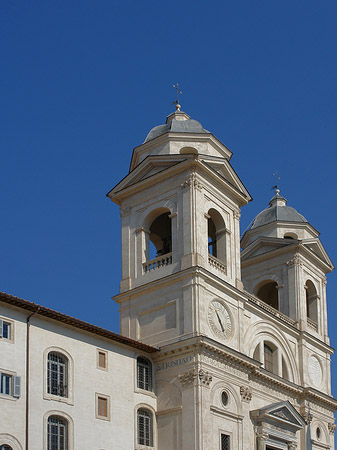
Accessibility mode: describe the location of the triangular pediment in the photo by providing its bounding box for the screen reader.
[202,159,251,201]
[107,155,186,197]
[241,237,296,261]
[301,239,334,269]
[251,401,306,430]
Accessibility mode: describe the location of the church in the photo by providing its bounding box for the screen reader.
[1,105,336,450]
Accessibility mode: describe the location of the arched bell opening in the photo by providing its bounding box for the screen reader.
[207,208,226,264]
[255,280,279,311]
[305,279,318,323]
[149,212,172,259]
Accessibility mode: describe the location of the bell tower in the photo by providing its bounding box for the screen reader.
[241,189,333,343]
[108,107,251,346]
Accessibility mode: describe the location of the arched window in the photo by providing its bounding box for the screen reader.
[137,357,152,391]
[284,233,298,239]
[207,209,226,264]
[264,343,274,372]
[253,341,291,380]
[148,212,172,259]
[137,409,153,446]
[305,280,318,323]
[0,446,13,450]
[47,415,68,450]
[47,352,68,397]
[256,281,279,310]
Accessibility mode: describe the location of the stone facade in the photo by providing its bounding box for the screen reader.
[1,107,336,449]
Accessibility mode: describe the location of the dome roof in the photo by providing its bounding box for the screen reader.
[144,110,210,143]
[251,192,307,229]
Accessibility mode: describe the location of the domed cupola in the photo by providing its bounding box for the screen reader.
[250,190,307,230]
[129,106,233,171]
[144,109,210,143]
[241,189,318,250]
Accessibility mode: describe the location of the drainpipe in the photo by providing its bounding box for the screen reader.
[26,307,40,450]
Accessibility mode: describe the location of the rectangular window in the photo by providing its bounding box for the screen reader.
[97,350,107,369]
[0,372,20,397]
[1,373,12,395]
[221,434,230,450]
[0,319,12,340]
[96,394,110,420]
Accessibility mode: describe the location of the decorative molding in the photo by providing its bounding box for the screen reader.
[301,411,313,424]
[179,369,213,387]
[328,422,336,434]
[198,369,213,386]
[288,443,297,449]
[179,370,197,387]
[233,210,241,220]
[240,385,252,402]
[286,254,302,267]
[120,206,131,218]
[181,174,202,190]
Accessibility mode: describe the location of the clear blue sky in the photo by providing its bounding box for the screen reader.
[1,1,337,399]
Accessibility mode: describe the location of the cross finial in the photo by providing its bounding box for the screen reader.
[272,172,281,195]
[172,83,182,111]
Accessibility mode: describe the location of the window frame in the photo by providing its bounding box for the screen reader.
[136,356,153,392]
[95,393,110,421]
[0,369,21,399]
[44,411,73,450]
[44,348,73,405]
[96,349,108,371]
[47,415,68,450]
[0,318,14,343]
[137,408,153,447]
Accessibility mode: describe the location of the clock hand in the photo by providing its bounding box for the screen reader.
[215,310,225,332]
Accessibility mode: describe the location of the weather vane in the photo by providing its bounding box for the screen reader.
[272,172,281,193]
[172,83,182,110]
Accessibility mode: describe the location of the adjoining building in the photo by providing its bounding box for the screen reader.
[1,106,336,450]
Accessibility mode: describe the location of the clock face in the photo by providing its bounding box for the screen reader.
[308,355,322,387]
[208,300,232,340]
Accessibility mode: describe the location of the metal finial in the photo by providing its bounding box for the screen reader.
[272,172,281,194]
[172,83,182,110]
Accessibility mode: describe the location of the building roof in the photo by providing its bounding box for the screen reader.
[144,109,210,143]
[251,191,307,229]
[0,291,158,353]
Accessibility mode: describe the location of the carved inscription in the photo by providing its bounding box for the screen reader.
[156,355,193,372]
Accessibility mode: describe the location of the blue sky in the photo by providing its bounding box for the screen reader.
[1,1,337,399]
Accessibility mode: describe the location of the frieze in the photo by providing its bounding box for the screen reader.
[201,354,249,380]
[156,355,194,372]
[265,423,294,437]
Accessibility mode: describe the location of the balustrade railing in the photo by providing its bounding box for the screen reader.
[143,253,172,273]
[208,254,226,274]
[307,317,318,331]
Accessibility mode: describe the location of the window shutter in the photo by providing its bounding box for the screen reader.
[13,376,21,397]
[0,319,3,338]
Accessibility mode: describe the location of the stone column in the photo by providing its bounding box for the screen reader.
[233,210,241,286]
[256,432,268,450]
